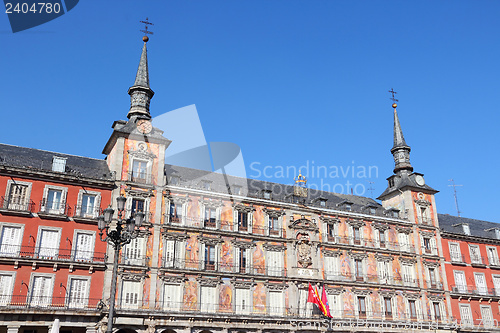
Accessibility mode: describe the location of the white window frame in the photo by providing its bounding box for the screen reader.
[469,244,482,264]
[398,232,411,252]
[235,287,252,315]
[268,289,285,316]
[201,203,220,229]
[28,273,55,306]
[480,305,494,328]
[325,255,339,280]
[449,242,462,262]
[453,270,467,293]
[474,272,488,295]
[164,238,185,268]
[162,282,182,311]
[0,271,16,305]
[459,304,473,327]
[66,275,91,308]
[122,236,146,266]
[130,158,152,183]
[200,242,219,271]
[4,180,32,210]
[72,230,96,262]
[487,246,500,266]
[200,285,217,313]
[167,199,187,225]
[0,223,24,257]
[76,190,101,218]
[266,214,281,237]
[235,246,252,274]
[266,249,285,277]
[120,279,142,309]
[126,196,150,219]
[492,274,500,296]
[52,156,67,172]
[35,226,62,259]
[41,185,68,215]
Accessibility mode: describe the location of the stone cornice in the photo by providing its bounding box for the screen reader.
[231,240,255,249]
[162,231,188,241]
[399,256,418,265]
[346,218,365,228]
[265,282,287,291]
[422,259,440,268]
[120,272,147,281]
[233,203,255,213]
[320,216,341,224]
[396,226,412,234]
[263,243,286,252]
[322,249,342,257]
[375,254,394,262]
[198,235,224,245]
[263,207,285,218]
[160,274,188,284]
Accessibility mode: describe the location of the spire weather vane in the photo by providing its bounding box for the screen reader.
[140,18,154,42]
[388,88,399,103]
[448,179,463,217]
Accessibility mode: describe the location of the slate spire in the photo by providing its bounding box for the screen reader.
[390,103,413,174]
[127,38,154,119]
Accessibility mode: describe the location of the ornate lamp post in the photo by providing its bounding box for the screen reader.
[98,196,144,333]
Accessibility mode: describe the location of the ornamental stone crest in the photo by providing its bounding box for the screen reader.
[289,215,319,232]
[295,232,312,268]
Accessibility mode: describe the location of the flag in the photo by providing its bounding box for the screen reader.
[307,283,329,317]
[321,285,332,318]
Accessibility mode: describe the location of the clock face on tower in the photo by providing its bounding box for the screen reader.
[137,119,152,134]
[415,175,425,186]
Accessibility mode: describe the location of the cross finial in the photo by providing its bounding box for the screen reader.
[388,88,398,103]
[140,17,154,42]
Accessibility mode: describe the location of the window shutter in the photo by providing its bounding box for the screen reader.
[163,284,181,311]
[39,229,59,259]
[165,240,175,267]
[75,232,93,261]
[199,243,205,270]
[0,274,13,305]
[234,247,240,273]
[69,278,89,308]
[377,261,385,283]
[269,290,283,316]
[0,226,22,256]
[430,238,437,255]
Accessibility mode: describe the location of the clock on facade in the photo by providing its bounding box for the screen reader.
[415,175,425,186]
[137,119,152,134]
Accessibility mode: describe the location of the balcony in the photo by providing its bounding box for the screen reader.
[450,285,500,296]
[161,258,287,276]
[470,255,487,267]
[450,253,466,265]
[489,257,500,267]
[0,295,103,311]
[325,236,416,253]
[120,252,148,267]
[38,200,71,219]
[127,171,153,185]
[426,281,444,290]
[0,245,106,263]
[418,217,433,226]
[73,204,101,221]
[0,196,35,216]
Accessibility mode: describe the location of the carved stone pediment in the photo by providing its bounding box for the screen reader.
[403,292,420,300]
[231,240,255,249]
[128,147,157,160]
[379,290,396,297]
[372,222,390,231]
[265,283,287,291]
[399,256,417,265]
[352,288,372,296]
[197,277,220,287]
[263,243,286,252]
[428,294,445,302]
[125,187,155,198]
[320,216,340,224]
[289,215,319,232]
[232,280,255,289]
[323,249,342,257]
[169,195,190,204]
[349,251,368,260]
[200,198,223,208]
[162,231,188,241]
[375,254,394,262]
[346,218,365,228]
[263,207,285,218]
[234,203,255,213]
[414,199,431,207]
[120,272,147,282]
[198,235,223,245]
[325,287,344,295]
[160,274,187,284]
[420,231,435,237]
[423,259,440,268]
[396,226,412,234]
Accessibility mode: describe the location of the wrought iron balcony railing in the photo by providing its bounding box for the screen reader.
[450,253,466,264]
[127,171,152,185]
[162,258,287,276]
[323,272,418,287]
[38,200,71,216]
[0,295,103,310]
[450,284,500,296]
[470,255,487,265]
[325,236,416,253]
[0,245,106,263]
[0,196,35,213]
[73,204,102,219]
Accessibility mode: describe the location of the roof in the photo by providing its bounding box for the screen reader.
[165,164,383,214]
[0,143,113,181]
[438,213,500,240]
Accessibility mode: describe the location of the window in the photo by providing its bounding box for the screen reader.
[392,210,399,218]
[474,272,488,295]
[384,297,393,318]
[204,207,217,228]
[378,261,390,284]
[462,224,470,235]
[423,238,431,254]
[429,267,437,288]
[269,290,284,316]
[122,237,145,266]
[369,207,376,214]
[353,227,361,245]
[52,156,66,172]
[237,248,248,273]
[355,259,363,281]
[30,274,54,306]
[345,203,352,211]
[398,232,410,252]
[263,191,271,199]
[202,181,211,191]
[327,293,341,318]
[487,247,499,266]
[358,296,367,318]
[131,159,148,182]
[164,239,184,268]
[324,256,338,280]
[0,272,15,305]
[408,300,417,319]
[43,188,65,214]
[204,244,216,271]
[74,231,94,261]
[268,216,279,236]
[67,277,89,308]
[79,192,99,218]
[0,225,23,257]
[169,176,180,186]
[169,201,181,223]
[378,230,386,248]
[131,198,145,214]
[449,243,462,262]
[163,284,181,311]
[495,229,500,240]
[36,228,60,259]
[200,286,217,312]
[238,211,248,231]
[454,271,467,293]
[459,304,473,326]
[433,302,441,321]
[233,186,241,196]
[492,275,500,296]
[121,280,140,309]
[469,245,482,264]
[235,288,251,314]
[402,264,415,286]
[6,182,30,211]
[267,250,284,276]
[480,305,494,328]
[326,224,336,242]
[388,178,395,187]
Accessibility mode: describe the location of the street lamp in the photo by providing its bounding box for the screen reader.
[98,195,145,333]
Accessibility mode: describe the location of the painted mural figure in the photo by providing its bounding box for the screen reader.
[185,235,199,269]
[340,252,352,280]
[219,284,232,312]
[253,283,266,313]
[220,241,233,272]
[183,280,198,311]
[253,244,265,274]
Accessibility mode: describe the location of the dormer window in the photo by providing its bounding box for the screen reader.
[462,224,470,235]
[495,229,500,240]
[318,198,327,207]
[52,156,66,172]
[369,207,376,214]
[263,190,271,200]
[202,181,211,191]
[345,203,351,211]
[388,178,395,188]
[233,186,242,196]
[392,211,399,218]
[169,176,180,186]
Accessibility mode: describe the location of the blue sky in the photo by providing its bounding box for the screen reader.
[1,1,499,222]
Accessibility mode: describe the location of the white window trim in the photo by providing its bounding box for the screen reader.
[469,244,482,264]
[167,199,187,225]
[76,190,101,218]
[41,185,68,214]
[66,275,91,307]
[265,214,281,237]
[459,303,473,326]
[126,196,150,219]
[0,271,16,304]
[200,203,220,229]
[449,242,462,262]
[4,180,33,207]
[119,278,143,309]
[35,226,62,259]
[487,246,500,266]
[0,222,25,247]
[28,272,55,304]
[129,156,153,182]
[72,229,96,261]
[161,281,182,311]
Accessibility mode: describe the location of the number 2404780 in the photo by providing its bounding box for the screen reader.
[5,2,61,14]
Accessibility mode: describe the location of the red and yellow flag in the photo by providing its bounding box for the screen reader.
[307,283,330,317]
